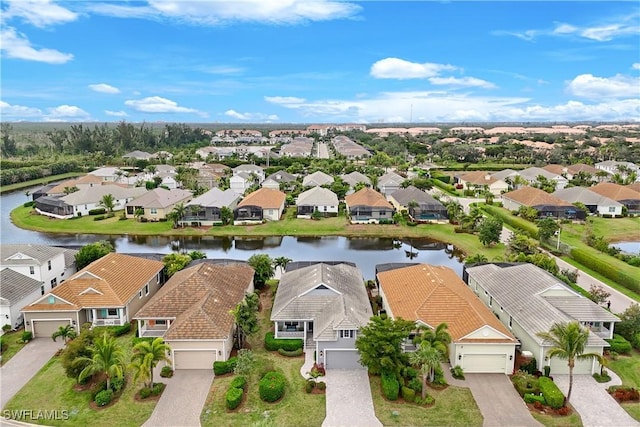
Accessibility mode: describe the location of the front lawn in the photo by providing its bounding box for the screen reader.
[0,329,27,366]
[3,332,158,426]
[607,349,640,421]
[369,376,483,426]
[532,411,583,427]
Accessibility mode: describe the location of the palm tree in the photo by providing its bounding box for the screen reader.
[273,256,292,274]
[99,193,116,214]
[416,322,451,358]
[134,207,145,222]
[408,341,442,400]
[465,253,488,265]
[536,321,604,402]
[51,324,77,344]
[76,332,126,390]
[129,337,171,388]
[170,202,187,228]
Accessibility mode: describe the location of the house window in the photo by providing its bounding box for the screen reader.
[48,296,55,304]
[47,260,52,271]
[144,284,150,296]
[107,308,118,317]
[339,330,354,339]
[156,320,167,325]
[51,278,57,288]
[509,316,513,328]
[608,207,616,213]
[150,208,157,215]
[30,266,35,275]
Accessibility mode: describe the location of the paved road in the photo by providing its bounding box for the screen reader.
[142,369,214,427]
[322,369,382,427]
[317,142,330,159]
[0,338,64,409]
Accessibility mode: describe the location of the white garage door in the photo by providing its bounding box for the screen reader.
[325,350,364,370]
[549,356,593,375]
[33,319,71,339]
[463,354,507,373]
[173,350,217,370]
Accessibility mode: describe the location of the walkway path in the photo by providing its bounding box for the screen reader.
[0,338,64,409]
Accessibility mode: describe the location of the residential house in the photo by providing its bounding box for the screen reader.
[387,186,447,222]
[302,171,334,188]
[232,164,265,183]
[296,187,339,218]
[1,269,46,330]
[518,167,569,190]
[463,263,619,375]
[552,187,623,217]
[331,136,371,159]
[125,188,193,221]
[270,262,372,369]
[22,253,165,338]
[344,188,394,224]
[36,185,147,219]
[134,262,254,369]
[589,183,640,215]
[340,171,371,190]
[596,160,639,177]
[234,188,286,224]
[123,150,154,161]
[88,167,125,183]
[181,188,242,226]
[491,169,521,190]
[31,184,56,201]
[378,172,405,196]
[262,170,297,191]
[280,137,314,158]
[567,163,599,177]
[456,171,509,196]
[501,187,586,220]
[377,263,518,373]
[229,173,255,194]
[46,174,106,196]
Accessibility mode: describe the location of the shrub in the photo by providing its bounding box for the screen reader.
[94,389,113,407]
[132,336,155,346]
[213,357,238,375]
[91,380,108,400]
[402,366,418,380]
[226,387,243,410]
[524,393,546,405]
[608,385,640,402]
[305,380,315,393]
[539,377,564,409]
[316,381,326,391]
[111,377,125,393]
[277,348,303,357]
[230,376,247,391]
[401,386,416,402]
[259,371,286,403]
[23,201,35,207]
[512,372,540,397]
[543,365,551,377]
[606,335,632,354]
[139,387,152,399]
[160,366,174,378]
[451,365,465,380]
[520,358,538,375]
[593,371,611,383]
[264,332,303,351]
[93,215,106,221]
[2,324,11,332]
[407,377,422,393]
[88,208,106,215]
[571,248,639,294]
[21,331,33,342]
[415,394,435,405]
[112,323,131,337]
[381,370,400,401]
[151,382,165,396]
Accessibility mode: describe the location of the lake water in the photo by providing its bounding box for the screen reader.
[0,186,464,279]
[611,241,640,255]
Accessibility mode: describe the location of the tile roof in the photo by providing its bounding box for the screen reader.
[519,167,563,181]
[379,172,405,186]
[126,188,192,209]
[236,188,286,209]
[61,185,147,206]
[542,165,566,175]
[377,264,516,343]
[1,268,43,305]
[627,182,640,192]
[135,262,254,340]
[567,164,598,175]
[1,244,68,265]
[187,188,241,208]
[302,171,334,187]
[297,186,339,206]
[345,188,393,209]
[458,171,501,185]
[502,186,571,207]
[48,175,103,194]
[22,253,164,312]
[265,170,297,183]
[340,171,371,187]
[589,183,640,202]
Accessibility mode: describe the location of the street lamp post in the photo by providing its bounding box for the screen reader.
[556,224,561,251]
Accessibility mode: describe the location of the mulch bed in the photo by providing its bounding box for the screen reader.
[526,402,574,417]
[73,373,106,392]
[134,384,166,402]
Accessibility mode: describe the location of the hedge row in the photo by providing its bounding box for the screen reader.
[481,205,539,238]
[264,332,303,352]
[259,371,286,403]
[606,335,632,354]
[381,371,399,401]
[570,248,640,294]
[213,357,237,375]
[538,377,564,409]
[277,348,303,357]
[524,393,546,405]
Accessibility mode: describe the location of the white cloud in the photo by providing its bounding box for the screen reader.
[2,0,78,28]
[428,76,497,89]
[89,0,360,25]
[0,27,73,64]
[224,109,278,121]
[45,105,91,121]
[566,73,640,100]
[633,63,640,70]
[264,96,306,105]
[105,110,128,117]
[580,24,638,41]
[0,100,43,119]
[553,23,577,35]
[199,65,245,75]
[124,96,200,113]
[89,83,120,94]
[370,58,457,79]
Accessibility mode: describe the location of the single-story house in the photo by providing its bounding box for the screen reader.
[123,150,154,160]
[88,167,126,182]
[378,172,405,196]
[234,188,286,224]
[180,188,242,226]
[344,187,394,224]
[463,263,619,375]
[456,171,509,196]
[36,185,147,219]
[22,253,165,338]
[340,171,371,189]
[296,186,339,218]
[125,188,193,221]
[229,173,256,194]
[518,167,569,190]
[552,187,623,217]
[377,263,518,374]
[387,186,447,222]
[263,170,298,191]
[589,183,640,215]
[232,164,265,183]
[46,174,105,196]
[502,187,586,220]
[270,262,372,369]
[303,171,334,188]
[1,269,45,331]
[134,262,255,369]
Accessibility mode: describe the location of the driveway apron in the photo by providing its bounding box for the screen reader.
[0,338,64,409]
[322,369,382,427]
[142,369,214,427]
[465,374,542,427]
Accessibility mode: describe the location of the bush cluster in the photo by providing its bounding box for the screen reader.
[608,385,640,402]
[94,389,113,407]
[571,248,639,294]
[482,205,538,238]
[524,393,546,405]
[160,366,174,378]
[230,376,247,391]
[277,348,303,357]
[450,365,465,380]
[139,387,152,399]
[305,380,315,393]
[381,370,399,401]
[225,387,243,410]
[259,371,286,403]
[606,335,632,354]
[401,386,416,402]
[264,332,303,351]
[88,208,106,215]
[213,357,238,375]
[407,377,422,393]
[21,331,33,342]
[539,377,564,409]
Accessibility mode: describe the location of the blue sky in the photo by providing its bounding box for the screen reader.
[1,1,639,123]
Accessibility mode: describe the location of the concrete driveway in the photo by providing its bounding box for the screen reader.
[142,369,214,427]
[465,374,542,427]
[322,369,382,427]
[554,374,639,427]
[0,338,64,409]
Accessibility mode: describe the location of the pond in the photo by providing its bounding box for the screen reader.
[611,241,640,255]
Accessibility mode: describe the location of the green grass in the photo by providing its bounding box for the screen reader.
[559,256,640,302]
[0,329,28,366]
[370,376,483,426]
[607,349,640,421]
[532,410,583,427]
[3,332,158,426]
[0,172,85,194]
